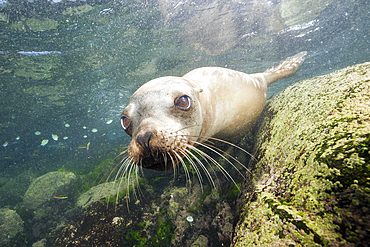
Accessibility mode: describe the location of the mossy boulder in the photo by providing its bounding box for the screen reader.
[76,181,126,209]
[0,172,36,208]
[191,235,209,247]
[23,171,76,210]
[233,61,370,246]
[0,208,24,244]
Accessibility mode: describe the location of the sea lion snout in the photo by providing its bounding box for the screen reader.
[136,131,154,157]
[127,128,190,171]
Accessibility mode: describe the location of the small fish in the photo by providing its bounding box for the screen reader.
[2,141,8,147]
[83,126,87,129]
[65,123,70,127]
[91,128,98,133]
[52,195,68,200]
[35,131,41,135]
[83,135,87,138]
[16,136,20,140]
[63,136,68,140]
[52,134,58,141]
[106,120,113,124]
[78,142,91,153]
[41,139,49,146]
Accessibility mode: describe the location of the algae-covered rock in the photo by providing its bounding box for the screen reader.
[233,62,370,246]
[58,173,237,246]
[76,181,127,209]
[0,208,24,244]
[23,171,76,210]
[211,202,234,243]
[19,171,77,243]
[0,172,36,208]
[191,235,208,247]
[31,238,46,247]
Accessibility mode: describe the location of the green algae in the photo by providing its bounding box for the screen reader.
[149,217,176,247]
[122,228,147,246]
[123,208,175,247]
[233,61,370,246]
[0,208,24,244]
[187,185,213,213]
[225,182,241,200]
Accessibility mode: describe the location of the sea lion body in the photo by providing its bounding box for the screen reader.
[121,52,307,171]
[183,67,268,141]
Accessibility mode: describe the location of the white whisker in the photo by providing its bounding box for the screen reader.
[188,138,251,178]
[185,134,258,168]
[167,151,177,179]
[183,141,240,188]
[125,160,136,208]
[98,154,128,204]
[133,164,144,200]
[177,147,205,192]
[171,149,192,189]
[108,157,131,208]
[178,145,216,189]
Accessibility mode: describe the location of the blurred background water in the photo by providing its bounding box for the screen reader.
[0,0,369,205]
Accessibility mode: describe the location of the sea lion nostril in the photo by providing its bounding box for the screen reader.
[136,131,153,157]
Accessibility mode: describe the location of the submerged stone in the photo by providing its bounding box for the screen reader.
[233,61,370,245]
[23,171,76,210]
[191,235,209,247]
[0,208,24,244]
[76,181,128,209]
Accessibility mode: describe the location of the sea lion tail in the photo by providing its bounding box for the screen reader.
[264,51,308,87]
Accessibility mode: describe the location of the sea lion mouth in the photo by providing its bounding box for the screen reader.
[131,130,187,171]
[140,156,175,171]
[146,162,172,171]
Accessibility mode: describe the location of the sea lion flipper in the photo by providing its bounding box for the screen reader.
[263,51,308,86]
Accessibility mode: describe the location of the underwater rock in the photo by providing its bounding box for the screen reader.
[23,171,76,210]
[31,238,46,247]
[76,181,127,209]
[211,202,234,243]
[0,172,36,208]
[18,171,77,244]
[56,171,238,246]
[160,180,236,246]
[0,208,24,244]
[232,61,370,245]
[191,234,208,247]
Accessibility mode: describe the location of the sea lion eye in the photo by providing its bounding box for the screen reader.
[121,115,131,130]
[175,95,191,111]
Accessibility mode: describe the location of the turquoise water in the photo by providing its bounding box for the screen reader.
[0,0,369,245]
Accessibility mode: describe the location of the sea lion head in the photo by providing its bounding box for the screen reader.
[121,76,203,171]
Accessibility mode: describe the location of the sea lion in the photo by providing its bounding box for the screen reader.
[119,51,307,172]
